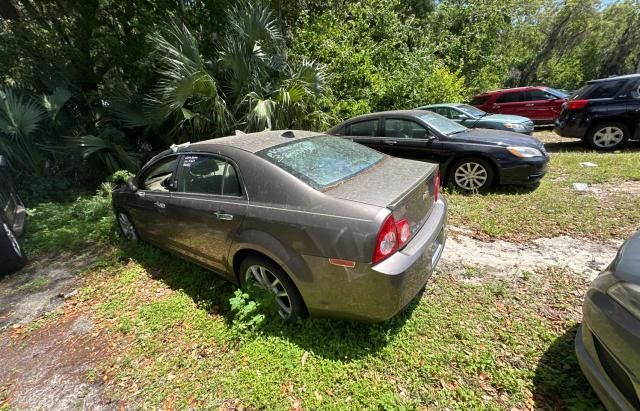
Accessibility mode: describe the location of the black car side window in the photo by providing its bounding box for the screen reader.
[631,81,640,99]
[347,120,379,137]
[142,156,179,192]
[497,92,524,103]
[177,155,242,197]
[385,119,429,139]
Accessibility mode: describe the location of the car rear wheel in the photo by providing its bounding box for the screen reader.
[239,256,306,321]
[0,221,26,275]
[450,158,495,193]
[117,211,139,241]
[586,123,629,151]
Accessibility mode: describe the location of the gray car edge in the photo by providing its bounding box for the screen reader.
[112,131,447,322]
[576,230,640,410]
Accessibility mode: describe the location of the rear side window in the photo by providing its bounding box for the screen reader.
[497,92,525,103]
[347,119,379,136]
[258,135,384,189]
[574,80,627,99]
[470,95,490,105]
[177,155,241,196]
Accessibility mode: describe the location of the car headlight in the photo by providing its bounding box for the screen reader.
[608,283,640,319]
[504,123,525,130]
[506,146,543,158]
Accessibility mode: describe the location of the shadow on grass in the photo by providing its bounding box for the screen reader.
[542,139,640,154]
[532,324,604,410]
[120,241,415,361]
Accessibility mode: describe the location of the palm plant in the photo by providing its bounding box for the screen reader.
[147,2,328,141]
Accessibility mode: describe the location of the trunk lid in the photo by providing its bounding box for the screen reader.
[325,157,438,239]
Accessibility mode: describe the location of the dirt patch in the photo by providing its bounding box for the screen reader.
[0,313,114,410]
[439,226,621,282]
[0,253,96,330]
[587,180,640,200]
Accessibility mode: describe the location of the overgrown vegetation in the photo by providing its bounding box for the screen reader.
[1,0,639,198]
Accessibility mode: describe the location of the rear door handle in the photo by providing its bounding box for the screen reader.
[154,201,166,209]
[214,211,234,221]
[525,104,535,107]
[384,140,398,145]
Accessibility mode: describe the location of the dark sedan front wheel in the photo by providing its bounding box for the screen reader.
[239,256,306,321]
[450,158,495,193]
[0,221,26,275]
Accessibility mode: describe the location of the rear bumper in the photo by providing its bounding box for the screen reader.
[299,199,448,322]
[554,112,588,139]
[576,282,640,410]
[499,156,549,185]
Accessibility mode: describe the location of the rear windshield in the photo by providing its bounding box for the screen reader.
[258,135,384,189]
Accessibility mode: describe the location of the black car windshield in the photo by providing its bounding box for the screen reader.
[258,135,384,189]
[455,104,486,118]
[418,112,468,135]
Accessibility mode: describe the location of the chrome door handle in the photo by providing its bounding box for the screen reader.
[136,191,146,198]
[154,201,166,209]
[384,140,398,145]
[214,211,234,221]
[525,104,534,106]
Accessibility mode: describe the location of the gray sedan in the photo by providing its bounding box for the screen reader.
[576,231,640,410]
[112,131,447,321]
[418,103,535,135]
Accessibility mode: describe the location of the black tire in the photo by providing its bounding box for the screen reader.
[449,157,496,193]
[585,122,629,151]
[116,210,139,241]
[239,255,306,321]
[0,221,26,275]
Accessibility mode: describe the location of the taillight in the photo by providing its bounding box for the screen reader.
[566,99,588,110]
[395,219,411,246]
[434,169,441,202]
[373,215,398,264]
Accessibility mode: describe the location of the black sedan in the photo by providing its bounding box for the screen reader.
[576,231,640,410]
[0,155,27,275]
[328,110,549,192]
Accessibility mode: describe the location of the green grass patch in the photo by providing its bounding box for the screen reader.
[447,148,640,241]
[17,277,49,292]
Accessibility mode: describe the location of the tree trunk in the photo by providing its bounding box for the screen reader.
[0,0,18,20]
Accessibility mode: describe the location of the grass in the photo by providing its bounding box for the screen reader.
[447,136,640,241]
[14,137,633,409]
[17,277,49,292]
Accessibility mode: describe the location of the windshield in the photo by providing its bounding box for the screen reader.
[545,87,569,98]
[456,104,486,118]
[418,112,468,136]
[258,135,384,189]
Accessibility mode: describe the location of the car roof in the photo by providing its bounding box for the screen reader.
[188,130,322,154]
[588,73,640,84]
[475,86,545,96]
[340,110,428,123]
[419,103,465,109]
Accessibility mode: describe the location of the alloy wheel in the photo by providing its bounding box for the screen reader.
[118,213,138,241]
[593,127,624,148]
[454,162,488,191]
[245,265,292,319]
[3,223,21,257]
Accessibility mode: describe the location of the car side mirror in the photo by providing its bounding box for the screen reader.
[456,114,469,120]
[0,155,8,168]
[126,177,138,191]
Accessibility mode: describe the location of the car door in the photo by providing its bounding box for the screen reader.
[127,155,180,244]
[492,91,526,116]
[629,80,640,139]
[344,119,382,151]
[167,154,248,275]
[523,89,559,122]
[382,118,442,162]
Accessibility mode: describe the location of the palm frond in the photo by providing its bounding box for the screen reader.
[65,131,140,172]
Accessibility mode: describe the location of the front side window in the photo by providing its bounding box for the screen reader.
[347,119,379,137]
[385,119,430,139]
[526,89,555,101]
[177,155,242,196]
[258,135,384,189]
[142,156,179,192]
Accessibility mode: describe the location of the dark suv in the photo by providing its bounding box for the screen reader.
[0,155,27,274]
[554,74,640,151]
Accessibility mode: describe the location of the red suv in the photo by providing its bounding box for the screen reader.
[470,86,569,124]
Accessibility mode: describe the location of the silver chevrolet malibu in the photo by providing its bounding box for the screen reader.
[112,130,447,321]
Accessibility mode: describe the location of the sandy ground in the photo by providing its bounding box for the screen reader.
[439,227,621,283]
